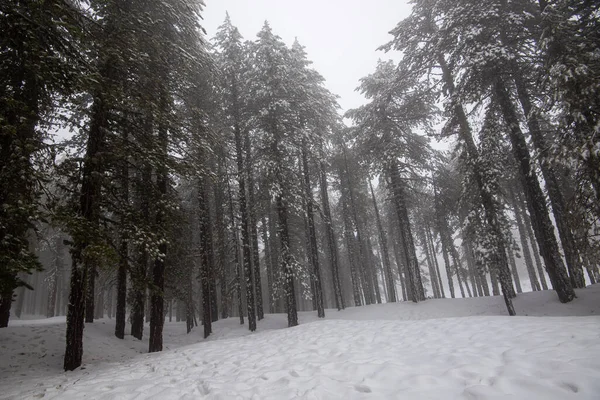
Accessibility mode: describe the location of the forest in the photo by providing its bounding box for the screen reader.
[1,0,599,381]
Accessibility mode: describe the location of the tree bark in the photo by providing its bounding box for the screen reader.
[64,63,111,368]
[511,188,540,291]
[340,180,363,306]
[319,160,344,310]
[388,162,424,302]
[520,192,549,290]
[233,124,256,332]
[507,242,523,294]
[369,180,397,302]
[198,174,213,339]
[301,143,325,317]
[493,78,575,303]
[427,227,446,298]
[244,134,264,321]
[149,123,168,353]
[438,55,515,315]
[226,173,244,324]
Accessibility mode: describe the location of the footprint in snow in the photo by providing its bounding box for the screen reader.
[354,384,372,393]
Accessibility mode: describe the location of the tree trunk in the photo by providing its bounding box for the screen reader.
[63,257,86,371]
[277,191,298,327]
[214,156,229,320]
[389,216,408,301]
[451,246,468,298]
[507,31,585,288]
[463,240,483,296]
[366,236,382,304]
[245,134,264,321]
[388,162,424,302]
[319,160,344,310]
[520,193,549,290]
[507,243,523,294]
[115,132,129,338]
[438,55,515,315]
[511,188,540,291]
[226,175,244,325]
[131,164,150,341]
[369,180,397,302]
[341,185,362,307]
[47,237,63,318]
[420,226,440,298]
[493,78,575,303]
[0,289,14,328]
[198,174,213,339]
[64,65,111,368]
[301,143,325,317]
[427,227,446,298]
[262,216,275,313]
[233,124,256,332]
[148,117,168,353]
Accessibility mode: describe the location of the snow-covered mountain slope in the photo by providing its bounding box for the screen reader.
[1,285,599,399]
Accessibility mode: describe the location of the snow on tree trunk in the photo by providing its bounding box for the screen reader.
[493,79,575,303]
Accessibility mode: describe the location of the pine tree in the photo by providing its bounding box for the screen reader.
[0,0,84,328]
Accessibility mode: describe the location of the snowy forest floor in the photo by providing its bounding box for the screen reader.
[1,286,599,399]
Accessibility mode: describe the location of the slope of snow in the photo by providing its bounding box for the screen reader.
[1,285,599,399]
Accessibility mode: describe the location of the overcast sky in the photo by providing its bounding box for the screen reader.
[201,0,412,114]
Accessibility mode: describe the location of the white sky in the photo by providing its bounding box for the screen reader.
[201,0,412,114]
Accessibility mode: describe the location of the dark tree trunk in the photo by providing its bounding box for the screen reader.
[493,79,575,303]
[451,246,468,298]
[366,236,382,304]
[148,119,168,353]
[186,282,194,334]
[389,206,410,302]
[490,268,500,296]
[319,160,344,310]
[131,164,151,341]
[420,226,440,298]
[226,172,245,324]
[276,191,298,327]
[507,244,523,294]
[64,65,111,368]
[115,133,129,338]
[433,183,455,298]
[520,193,549,290]
[474,242,490,296]
[440,238,455,298]
[301,143,325,317]
[388,162,424,302]
[438,55,515,315]
[268,201,284,313]
[262,216,275,313]
[130,253,146,340]
[427,227,446,298]
[47,237,63,318]
[63,257,86,371]
[369,180,396,302]
[233,124,256,332]
[198,174,213,339]
[511,188,540,291]
[85,264,96,323]
[245,134,264,321]
[340,146,375,305]
[214,157,229,320]
[341,186,363,306]
[0,289,14,328]
[506,30,585,288]
[461,239,483,297]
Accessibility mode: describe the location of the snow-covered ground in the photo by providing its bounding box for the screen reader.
[1,286,599,399]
